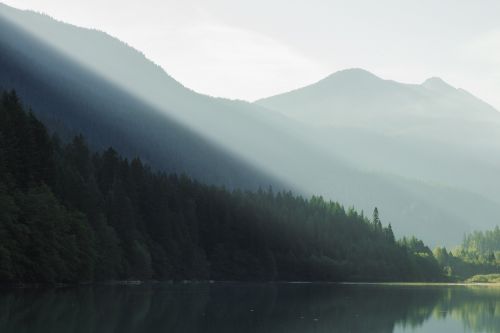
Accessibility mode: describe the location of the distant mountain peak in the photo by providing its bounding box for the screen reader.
[422,77,456,92]
[324,68,380,81]
[310,68,384,91]
[335,67,375,75]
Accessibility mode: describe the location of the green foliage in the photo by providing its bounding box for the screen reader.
[398,237,442,281]
[434,226,500,281]
[0,91,446,283]
[460,226,500,261]
[465,274,500,283]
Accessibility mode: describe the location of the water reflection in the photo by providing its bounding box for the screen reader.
[0,283,499,333]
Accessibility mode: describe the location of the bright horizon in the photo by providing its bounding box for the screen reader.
[2,0,500,110]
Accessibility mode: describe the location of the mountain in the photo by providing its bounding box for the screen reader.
[0,3,284,190]
[0,93,444,283]
[256,68,500,204]
[1,4,499,246]
[257,68,500,129]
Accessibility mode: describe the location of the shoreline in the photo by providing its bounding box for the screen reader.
[338,281,500,287]
[3,280,500,289]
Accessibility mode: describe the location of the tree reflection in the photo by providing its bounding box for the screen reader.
[1,284,500,333]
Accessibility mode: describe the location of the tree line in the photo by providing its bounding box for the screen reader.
[0,90,453,283]
[432,227,500,280]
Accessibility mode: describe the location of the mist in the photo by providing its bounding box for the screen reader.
[2,4,500,246]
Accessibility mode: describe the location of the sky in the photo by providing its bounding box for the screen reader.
[3,0,500,109]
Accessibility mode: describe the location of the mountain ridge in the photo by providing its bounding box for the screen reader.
[255,66,500,206]
[1,3,499,246]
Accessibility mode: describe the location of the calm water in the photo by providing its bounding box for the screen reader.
[1,283,499,333]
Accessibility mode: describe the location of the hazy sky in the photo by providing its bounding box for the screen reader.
[3,0,500,109]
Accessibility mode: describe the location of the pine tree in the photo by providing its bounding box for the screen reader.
[373,207,382,230]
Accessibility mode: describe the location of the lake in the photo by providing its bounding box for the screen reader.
[1,283,499,332]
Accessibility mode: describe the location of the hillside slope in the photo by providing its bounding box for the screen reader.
[1,4,499,245]
[256,68,500,203]
[0,93,444,283]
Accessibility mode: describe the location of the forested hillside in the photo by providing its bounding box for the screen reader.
[461,227,500,258]
[0,91,445,283]
[2,3,499,246]
[0,4,278,190]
